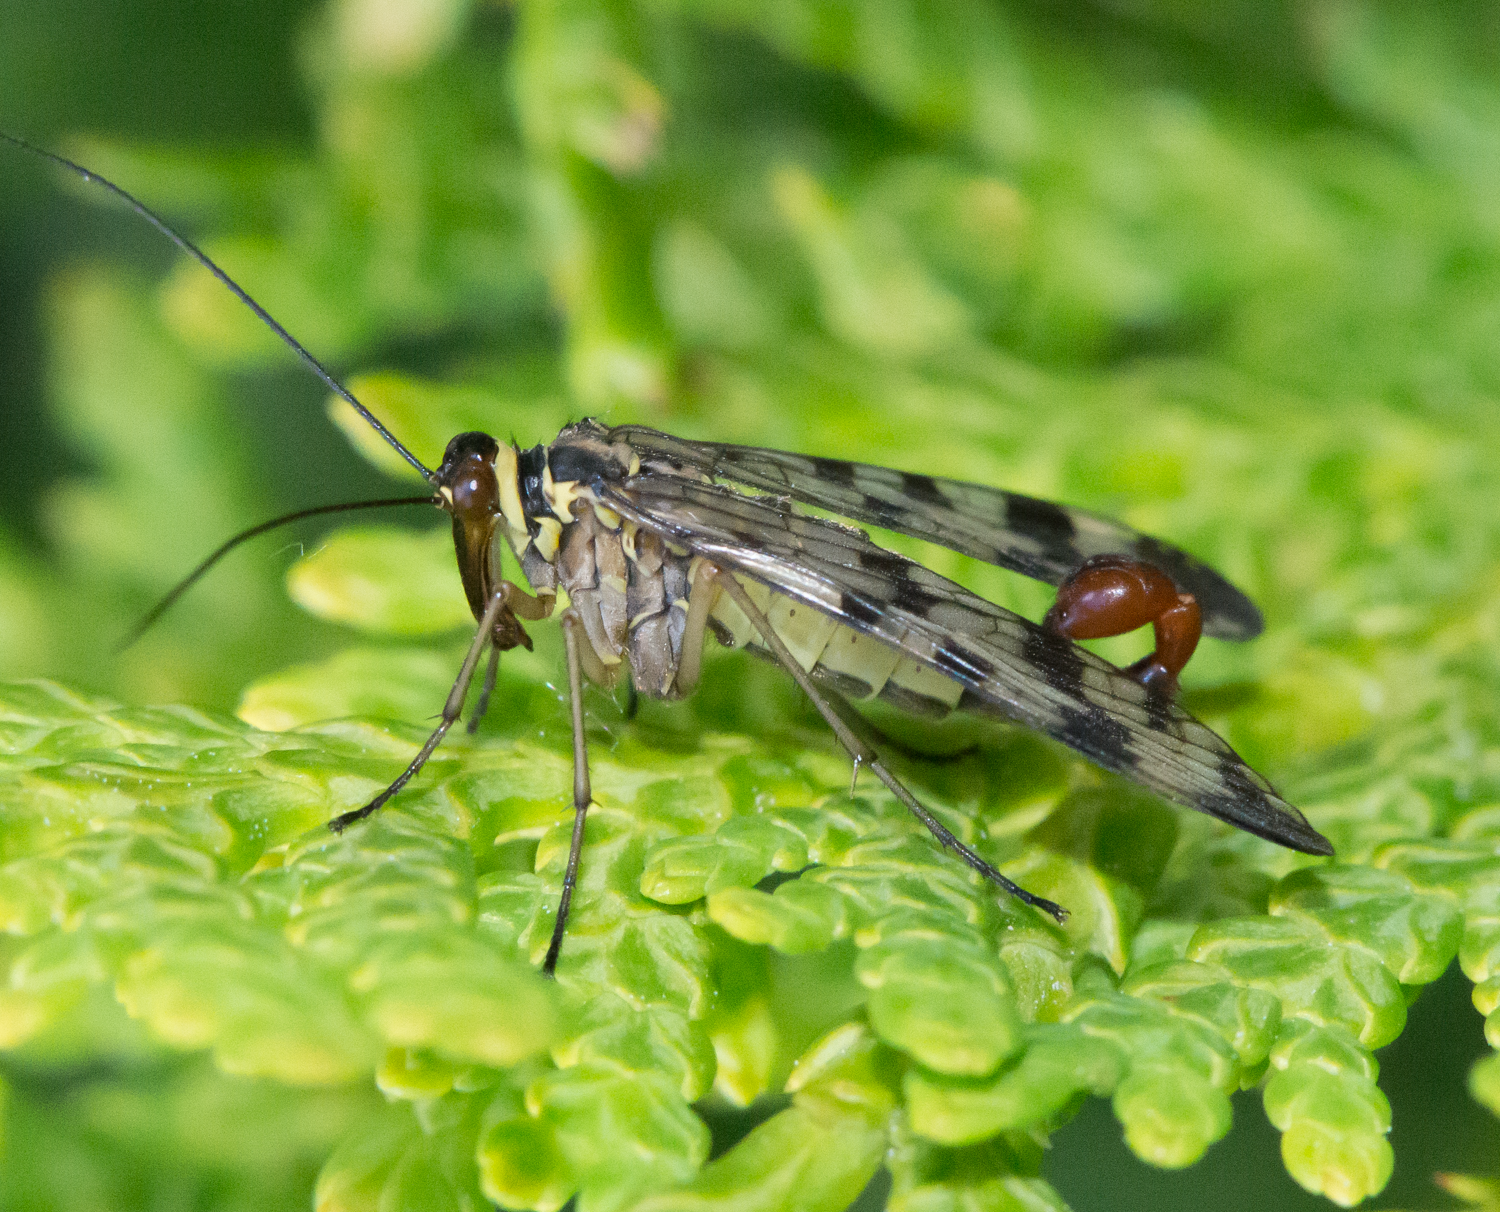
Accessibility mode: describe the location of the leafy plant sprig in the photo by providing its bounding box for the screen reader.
[4,1,1500,1209]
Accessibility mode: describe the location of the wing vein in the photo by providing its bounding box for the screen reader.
[597,472,1328,855]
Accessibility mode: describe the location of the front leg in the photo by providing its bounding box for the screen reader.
[503,580,556,622]
[542,608,596,976]
[329,588,511,833]
[467,581,559,733]
[467,647,502,734]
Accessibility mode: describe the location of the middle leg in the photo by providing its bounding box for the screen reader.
[713,569,1067,923]
[467,646,502,734]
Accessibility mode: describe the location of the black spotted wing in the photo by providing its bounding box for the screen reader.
[608,425,1263,641]
[599,473,1329,856]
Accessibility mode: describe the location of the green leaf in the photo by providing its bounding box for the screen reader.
[287,526,472,635]
[904,1024,1124,1145]
[317,1099,492,1212]
[859,931,1022,1077]
[11,0,1500,1207]
[1270,863,1462,985]
[631,1100,885,1212]
[1188,915,1408,1049]
[1111,1065,1232,1170]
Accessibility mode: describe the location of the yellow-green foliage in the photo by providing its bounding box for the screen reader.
[3,2,1500,1209]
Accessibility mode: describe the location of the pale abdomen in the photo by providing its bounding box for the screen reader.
[707,575,963,717]
[563,520,965,716]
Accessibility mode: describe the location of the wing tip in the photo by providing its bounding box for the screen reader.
[1254,807,1334,857]
[1292,827,1336,857]
[1202,596,1265,642]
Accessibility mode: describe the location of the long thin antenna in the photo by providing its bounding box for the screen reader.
[2,131,435,481]
[117,495,437,651]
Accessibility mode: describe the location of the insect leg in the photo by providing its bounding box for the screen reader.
[714,570,1067,923]
[820,687,979,765]
[543,610,595,975]
[467,647,502,734]
[503,581,557,621]
[671,557,719,697]
[469,580,558,733]
[328,590,510,833]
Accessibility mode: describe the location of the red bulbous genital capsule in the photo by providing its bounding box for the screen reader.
[1045,555,1202,696]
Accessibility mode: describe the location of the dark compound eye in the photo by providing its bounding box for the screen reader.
[440,431,500,472]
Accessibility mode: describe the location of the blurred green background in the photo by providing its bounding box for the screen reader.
[5,1,1500,1209]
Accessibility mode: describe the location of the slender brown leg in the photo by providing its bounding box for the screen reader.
[672,558,719,697]
[467,646,501,734]
[715,570,1067,923]
[542,609,594,975]
[502,580,556,622]
[470,580,555,733]
[328,591,509,833]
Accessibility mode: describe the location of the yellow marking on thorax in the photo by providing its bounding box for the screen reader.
[493,444,529,546]
[543,461,581,523]
[533,516,563,562]
[593,504,621,529]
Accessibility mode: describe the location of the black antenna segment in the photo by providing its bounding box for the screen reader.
[2,131,435,482]
[117,494,437,651]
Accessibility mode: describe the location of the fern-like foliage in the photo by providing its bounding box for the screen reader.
[3,2,1500,1210]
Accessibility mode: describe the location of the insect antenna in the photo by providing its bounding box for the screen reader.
[117,495,437,652]
[0,131,434,481]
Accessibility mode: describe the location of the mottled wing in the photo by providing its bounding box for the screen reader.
[600,473,1328,855]
[609,425,1263,642]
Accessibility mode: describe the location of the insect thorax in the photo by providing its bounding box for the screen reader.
[446,419,975,715]
[454,421,689,697]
